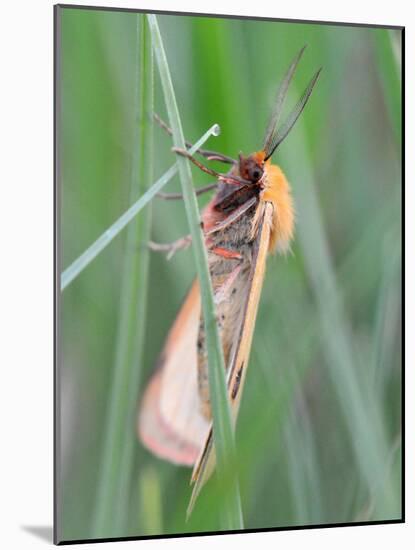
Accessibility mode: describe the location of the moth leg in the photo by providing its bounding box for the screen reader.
[172,148,223,178]
[154,113,236,165]
[173,147,251,187]
[148,235,191,260]
[157,182,217,200]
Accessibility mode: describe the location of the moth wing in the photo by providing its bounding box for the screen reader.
[138,280,210,466]
[187,201,274,516]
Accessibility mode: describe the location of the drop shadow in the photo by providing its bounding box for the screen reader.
[21,525,54,544]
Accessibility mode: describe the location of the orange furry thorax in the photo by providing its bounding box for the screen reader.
[259,156,295,254]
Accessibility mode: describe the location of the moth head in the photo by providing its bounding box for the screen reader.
[238,152,265,184]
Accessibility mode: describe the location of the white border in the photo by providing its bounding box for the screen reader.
[0,1,410,549]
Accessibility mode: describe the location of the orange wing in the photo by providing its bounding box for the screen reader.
[138,281,210,466]
[186,201,274,517]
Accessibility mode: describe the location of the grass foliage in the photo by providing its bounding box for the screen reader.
[58,7,402,541]
[147,13,243,529]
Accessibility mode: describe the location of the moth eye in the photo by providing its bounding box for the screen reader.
[251,168,263,182]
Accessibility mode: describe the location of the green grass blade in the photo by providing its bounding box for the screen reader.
[91,15,153,538]
[138,466,163,535]
[147,13,243,529]
[283,127,399,515]
[60,123,219,291]
[371,243,401,394]
[374,30,402,148]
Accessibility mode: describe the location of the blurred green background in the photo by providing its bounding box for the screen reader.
[57,6,402,543]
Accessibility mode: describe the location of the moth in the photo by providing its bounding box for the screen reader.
[138,46,321,516]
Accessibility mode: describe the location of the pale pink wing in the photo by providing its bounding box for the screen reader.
[138,280,210,466]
